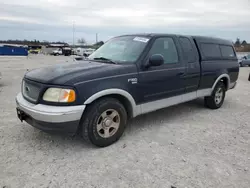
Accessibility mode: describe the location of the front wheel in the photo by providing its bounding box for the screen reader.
[204,82,226,109]
[80,98,127,147]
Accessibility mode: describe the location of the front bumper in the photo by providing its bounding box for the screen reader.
[16,93,85,135]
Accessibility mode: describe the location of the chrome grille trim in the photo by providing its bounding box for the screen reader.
[22,79,42,103]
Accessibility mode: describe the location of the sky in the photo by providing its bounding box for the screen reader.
[0,0,250,44]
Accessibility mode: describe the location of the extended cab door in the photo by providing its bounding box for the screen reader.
[178,37,201,93]
[137,36,186,108]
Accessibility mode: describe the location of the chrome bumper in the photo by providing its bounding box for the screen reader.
[16,93,85,123]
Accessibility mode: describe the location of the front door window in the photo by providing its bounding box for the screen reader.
[149,37,179,64]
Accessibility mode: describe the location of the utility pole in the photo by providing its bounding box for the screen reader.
[96,33,98,43]
[72,21,75,61]
[73,21,75,47]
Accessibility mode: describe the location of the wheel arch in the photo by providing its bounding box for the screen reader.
[84,89,139,118]
[212,74,230,91]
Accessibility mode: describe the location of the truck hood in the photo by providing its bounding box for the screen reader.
[24,60,135,85]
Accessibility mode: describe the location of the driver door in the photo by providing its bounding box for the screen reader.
[137,36,186,111]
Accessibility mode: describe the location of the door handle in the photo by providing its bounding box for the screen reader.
[177,72,185,76]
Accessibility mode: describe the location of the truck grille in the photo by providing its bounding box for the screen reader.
[22,79,42,103]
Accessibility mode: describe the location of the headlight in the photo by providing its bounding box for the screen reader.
[43,88,76,103]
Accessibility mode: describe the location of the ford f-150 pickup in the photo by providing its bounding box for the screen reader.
[16,33,239,147]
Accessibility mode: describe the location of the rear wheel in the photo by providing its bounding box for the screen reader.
[80,98,127,147]
[204,82,226,109]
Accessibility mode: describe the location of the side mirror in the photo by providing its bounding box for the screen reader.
[149,54,164,67]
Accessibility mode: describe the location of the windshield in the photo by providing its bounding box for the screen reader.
[247,54,250,59]
[88,36,150,63]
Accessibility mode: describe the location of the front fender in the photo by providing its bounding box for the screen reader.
[84,88,140,117]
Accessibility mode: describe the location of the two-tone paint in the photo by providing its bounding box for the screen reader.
[17,33,239,135]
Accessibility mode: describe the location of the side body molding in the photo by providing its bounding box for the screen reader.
[84,89,140,117]
[83,74,232,118]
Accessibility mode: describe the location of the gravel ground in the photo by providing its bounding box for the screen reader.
[0,55,250,188]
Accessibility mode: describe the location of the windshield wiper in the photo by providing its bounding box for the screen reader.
[93,57,117,64]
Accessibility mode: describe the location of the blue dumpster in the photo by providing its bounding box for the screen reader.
[0,45,28,56]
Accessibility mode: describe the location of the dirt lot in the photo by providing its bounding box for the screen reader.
[0,55,249,188]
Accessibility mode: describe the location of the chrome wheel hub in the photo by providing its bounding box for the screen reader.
[103,118,112,127]
[97,109,120,138]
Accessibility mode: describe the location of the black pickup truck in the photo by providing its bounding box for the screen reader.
[16,34,239,147]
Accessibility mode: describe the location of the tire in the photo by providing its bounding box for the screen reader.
[204,82,226,109]
[80,97,127,147]
[239,63,243,67]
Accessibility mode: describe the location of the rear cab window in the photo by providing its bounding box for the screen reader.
[194,36,237,61]
[200,43,221,58]
[220,45,236,58]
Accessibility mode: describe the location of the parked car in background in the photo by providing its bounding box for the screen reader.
[28,49,39,54]
[71,48,77,55]
[16,33,239,147]
[239,54,250,67]
[51,48,63,56]
[28,45,41,54]
[76,48,95,57]
[83,48,95,57]
[62,47,72,56]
